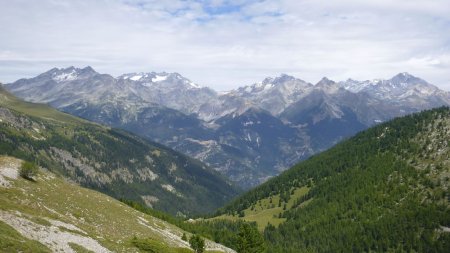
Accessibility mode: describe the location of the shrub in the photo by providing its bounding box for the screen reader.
[131,236,167,252]
[19,161,39,181]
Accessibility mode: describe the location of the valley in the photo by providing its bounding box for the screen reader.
[0,87,238,216]
[2,1,449,252]
[1,79,449,252]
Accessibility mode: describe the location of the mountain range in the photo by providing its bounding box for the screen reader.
[0,87,238,215]
[5,67,450,188]
[2,68,450,252]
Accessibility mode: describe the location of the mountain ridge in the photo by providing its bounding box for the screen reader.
[4,67,450,188]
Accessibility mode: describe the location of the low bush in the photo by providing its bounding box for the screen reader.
[19,161,39,181]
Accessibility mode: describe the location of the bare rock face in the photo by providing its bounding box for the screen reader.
[0,156,21,187]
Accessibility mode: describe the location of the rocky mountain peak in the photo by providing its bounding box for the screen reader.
[315,77,341,94]
[392,72,415,80]
[118,71,202,89]
[45,66,99,83]
[81,66,96,74]
[389,72,426,87]
[240,74,304,95]
[272,74,296,84]
[260,74,299,86]
[316,77,335,86]
[119,72,156,81]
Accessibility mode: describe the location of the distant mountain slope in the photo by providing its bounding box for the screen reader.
[5,67,450,189]
[339,72,450,106]
[0,156,235,253]
[117,72,217,116]
[280,89,368,148]
[211,107,311,184]
[217,107,450,252]
[0,87,238,215]
[4,67,315,188]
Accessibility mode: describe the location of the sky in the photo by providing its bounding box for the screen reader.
[0,0,449,91]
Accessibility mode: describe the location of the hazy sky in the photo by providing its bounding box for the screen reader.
[1,0,449,90]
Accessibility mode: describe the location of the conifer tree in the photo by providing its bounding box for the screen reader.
[189,234,205,253]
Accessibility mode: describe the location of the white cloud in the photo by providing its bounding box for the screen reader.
[0,0,449,90]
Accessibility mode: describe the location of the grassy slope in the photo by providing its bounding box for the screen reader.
[212,187,310,231]
[217,107,450,252]
[0,156,233,253]
[0,86,89,125]
[0,87,238,215]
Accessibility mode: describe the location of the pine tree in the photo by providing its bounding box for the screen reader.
[236,223,266,253]
[189,234,205,253]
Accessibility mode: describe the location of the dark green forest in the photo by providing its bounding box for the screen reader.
[122,199,265,252]
[218,107,450,252]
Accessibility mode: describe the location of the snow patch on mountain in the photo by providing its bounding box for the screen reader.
[188,81,201,89]
[52,70,78,82]
[336,72,449,104]
[339,79,372,93]
[130,75,143,81]
[152,75,168,82]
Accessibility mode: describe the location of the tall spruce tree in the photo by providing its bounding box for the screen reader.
[236,223,266,253]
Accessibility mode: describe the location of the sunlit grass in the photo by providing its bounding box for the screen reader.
[211,186,310,231]
[0,156,194,252]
